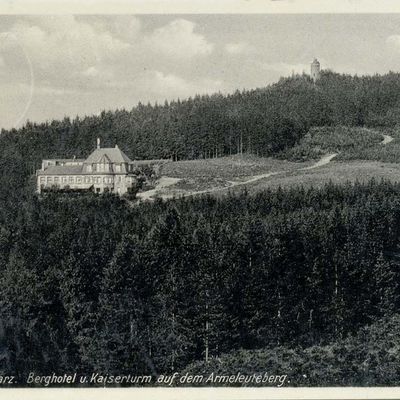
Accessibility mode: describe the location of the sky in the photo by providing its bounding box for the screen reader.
[2,14,400,129]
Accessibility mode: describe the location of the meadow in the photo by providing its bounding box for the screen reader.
[162,154,311,179]
[143,126,400,199]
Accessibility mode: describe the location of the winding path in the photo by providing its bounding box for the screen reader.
[138,152,339,201]
[137,131,396,201]
[136,177,181,201]
[300,153,338,171]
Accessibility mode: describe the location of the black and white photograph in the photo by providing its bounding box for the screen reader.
[2,1,400,398]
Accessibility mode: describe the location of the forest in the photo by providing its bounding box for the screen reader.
[3,69,400,175]
[1,181,400,385]
[3,71,400,385]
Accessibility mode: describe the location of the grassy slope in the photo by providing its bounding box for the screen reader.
[240,161,400,193]
[162,154,312,179]
[144,126,400,199]
[160,155,313,194]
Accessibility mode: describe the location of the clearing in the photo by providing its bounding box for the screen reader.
[136,131,397,201]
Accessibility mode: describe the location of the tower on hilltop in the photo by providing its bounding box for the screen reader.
[311,58,321,83]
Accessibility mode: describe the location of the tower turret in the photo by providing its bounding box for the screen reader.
[311,58,321,82]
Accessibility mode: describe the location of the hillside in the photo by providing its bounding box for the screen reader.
[4,70,400,204]
[2,180,400,382]
[136,126,398,200]
[4,71,400,384]
[180,314,400,387]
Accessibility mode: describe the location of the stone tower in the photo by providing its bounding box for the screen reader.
[311,58,321,82]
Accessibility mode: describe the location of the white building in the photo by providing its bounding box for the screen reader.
[36,139,139,195]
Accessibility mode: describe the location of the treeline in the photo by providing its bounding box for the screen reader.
[1,180,400,383]
[4,70,400,173]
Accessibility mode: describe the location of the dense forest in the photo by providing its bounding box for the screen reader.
[1,181,400,384]
[3,70,400,175]
[3,71,400,385]
[183,314,400,386]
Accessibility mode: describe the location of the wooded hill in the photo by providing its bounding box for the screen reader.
[3,70,400,178]
[3,71,400,385]
[1,181,400,383]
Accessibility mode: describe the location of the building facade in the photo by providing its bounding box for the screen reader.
[36,139,138,195]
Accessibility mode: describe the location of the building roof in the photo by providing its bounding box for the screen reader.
[36,145,169,176]
[42,158,85,162]
[37,165,84,175]
[131,159,170,165]
[85,146,132,164]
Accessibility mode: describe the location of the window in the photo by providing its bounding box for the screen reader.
[40,177,45,183]
[87,164,92,172]
[69,176,74,183]
[116,164,121,173]
[77,177,82,183]
[62,177,67,183]
[47,177,53,183]
[54,177,59,183]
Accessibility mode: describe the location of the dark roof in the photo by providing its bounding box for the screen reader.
[85,147,132,164]
[37,165,83,175]
[43,158,85,162]
[131,159,170,165]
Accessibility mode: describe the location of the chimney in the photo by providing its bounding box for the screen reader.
[97,137,101,149]
[115,144,118,149]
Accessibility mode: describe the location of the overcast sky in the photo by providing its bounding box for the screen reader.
[2,14,400,129]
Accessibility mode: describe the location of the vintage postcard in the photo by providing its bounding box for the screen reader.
[2,1,400,399]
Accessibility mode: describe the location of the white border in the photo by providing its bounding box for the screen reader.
[0,387,400,399]
[1,0,400,14]
[1,1,400,399]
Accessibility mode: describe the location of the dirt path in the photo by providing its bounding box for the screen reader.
[177,153,339,198]
[138,132,395,201]
[138,152,340,200]
[381,134,394,145]
[137,176,181,201]
[300,153,338,171]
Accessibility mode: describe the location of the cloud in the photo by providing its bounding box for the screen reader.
[0,16,217,128]
[387,35,400,49]
[0,16,131,84]
[261,61,309,75]
[224,41,252,55]
[0,16,215,91]
[141,70,222,99]
[145,19,214,59]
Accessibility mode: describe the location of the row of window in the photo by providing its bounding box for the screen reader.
[40,176,129,184]
[86,163,132,173]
